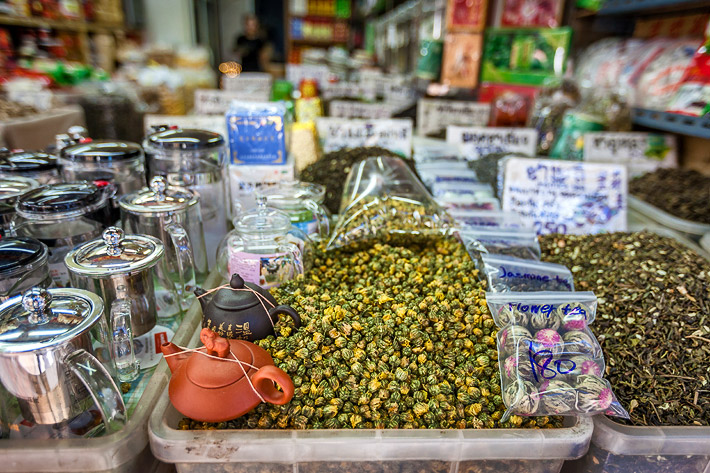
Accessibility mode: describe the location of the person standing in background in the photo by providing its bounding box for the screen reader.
[233,14,273,72]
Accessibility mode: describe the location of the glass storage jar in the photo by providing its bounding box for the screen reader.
[0,149,61,185]
[11,182,114,288]
[0,176,38,237]
[217,199,305,289]
[144,127,228,267]
[0,237,52,302]
[256,180,330,240]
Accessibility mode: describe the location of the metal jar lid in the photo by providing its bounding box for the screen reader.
[257,181,326,209]
[145,128,225,151]
[0,287,104,354]
[60,140,143,163]
[119,176,198,216]
[15,182,109,219]
[0,176,39,204]
[65,227,164,277]
[0,238,48,278]
[0,150,58,173]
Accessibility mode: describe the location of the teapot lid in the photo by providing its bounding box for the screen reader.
[0,150,58,172]
[119,176,198,215]
[257,180,325,209]
[186,334,254,388]
[65,227,164,277]
[0,237,48,277]
[234,198,292,236]
[0,287,104,354]
[60,140,143,162]
[211,274,264,311]
[0,176,39,203]
[15,182,109,219]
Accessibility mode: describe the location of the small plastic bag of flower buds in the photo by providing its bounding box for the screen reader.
[481,254,574,292]
[486,291,629,420]
[326,156,453,250]
[459,228,542,268]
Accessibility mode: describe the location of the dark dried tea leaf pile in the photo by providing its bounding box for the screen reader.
[630,168,710,224]
[300,147,400,214]
[540,231,710,426]
[181,238,562,430]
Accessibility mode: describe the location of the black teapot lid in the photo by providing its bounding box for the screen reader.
[212,274,264,311]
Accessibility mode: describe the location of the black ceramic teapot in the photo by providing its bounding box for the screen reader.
[195,273,301,342]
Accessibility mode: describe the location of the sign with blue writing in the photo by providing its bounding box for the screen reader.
[447,126,538,160]
[501,158,627,235]
[583,132,677,178]
[315,118,413,157]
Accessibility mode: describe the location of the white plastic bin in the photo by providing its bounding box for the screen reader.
[0,271,222,473]
[562,416,710,473]
[149,326,593,473]
[628,195,710,241]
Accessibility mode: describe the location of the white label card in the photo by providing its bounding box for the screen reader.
[322,81,376,101]
[501,158,627,235]
[194,89,268,114]
[221,72,273,94]
[418,100,490,136]
[144,114,227,137]
[329,101,397,119]
[315,118,413,157]
[447,126,537,160]
[286,64,330,88]
[583,132,678,177]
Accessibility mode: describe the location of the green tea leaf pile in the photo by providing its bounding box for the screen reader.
[180,238,562,430]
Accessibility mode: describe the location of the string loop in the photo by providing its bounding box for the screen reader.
[196,283,277,328]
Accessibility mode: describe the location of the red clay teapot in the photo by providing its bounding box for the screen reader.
[161,328,294,423]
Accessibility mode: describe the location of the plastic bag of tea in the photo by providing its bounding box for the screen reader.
[468,151,532,199]
[459,228,541,268]
[486,291,629,420]
[327,156,453,250]
[482,254,574,292]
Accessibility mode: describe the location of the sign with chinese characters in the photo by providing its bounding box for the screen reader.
[583,132,678,177]
[447,126,537,160]
[315,118,412,157]
[501,158,627,235]
[418,100,490,136]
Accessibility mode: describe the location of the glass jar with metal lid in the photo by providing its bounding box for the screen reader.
[217,198,306,289]
[0,287,127,436]
[11,182,114,288]
[0,149,61,185]
[0,237,52,302]
[143,127,228,267]
[256,180,330,240]
[0,176,38,237]
[120,176,208,309]
[65,227,181,341]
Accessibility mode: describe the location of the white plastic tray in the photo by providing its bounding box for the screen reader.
[149,327,593,473]
[628,195,710,241]
[0,271,222,473]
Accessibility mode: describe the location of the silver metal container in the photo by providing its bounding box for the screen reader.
[0,237,52,302]
[120,176,208,310]
[0,287,126,435]
[143,127,228,267]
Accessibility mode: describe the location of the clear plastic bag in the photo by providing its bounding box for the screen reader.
[459,228,541,267]
[487,291,629,419]
[423,170,480,190]
[438,196,501,212]
[482,254,574,292]
[450,210,524,230]
[327,156,453,250]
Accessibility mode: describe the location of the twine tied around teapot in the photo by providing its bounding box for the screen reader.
[163,344,268,403]
[195,283,277,329]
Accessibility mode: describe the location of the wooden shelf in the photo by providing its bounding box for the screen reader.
[0,15,124,33]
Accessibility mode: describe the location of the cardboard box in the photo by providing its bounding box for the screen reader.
[446,0,488,32]
[441,33,483,89]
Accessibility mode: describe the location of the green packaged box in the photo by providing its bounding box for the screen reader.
[481,27,572,86]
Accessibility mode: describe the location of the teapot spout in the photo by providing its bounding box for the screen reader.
[161,342,188,374]
[194,287,209,311]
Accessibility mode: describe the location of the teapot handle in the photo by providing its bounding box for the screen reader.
[268,305,302,332]
[250,365,295,406]
[111,299,140,382]
[64,349,127,434]
[165,219,197,306]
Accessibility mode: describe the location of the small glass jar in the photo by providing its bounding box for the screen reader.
[144,128,228,267]
[12,182,113,288]
[256,181,330,240]
[217,199,306,289]
[0,237,52,302]
[0,176,39,237]
[0,149,61,185]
